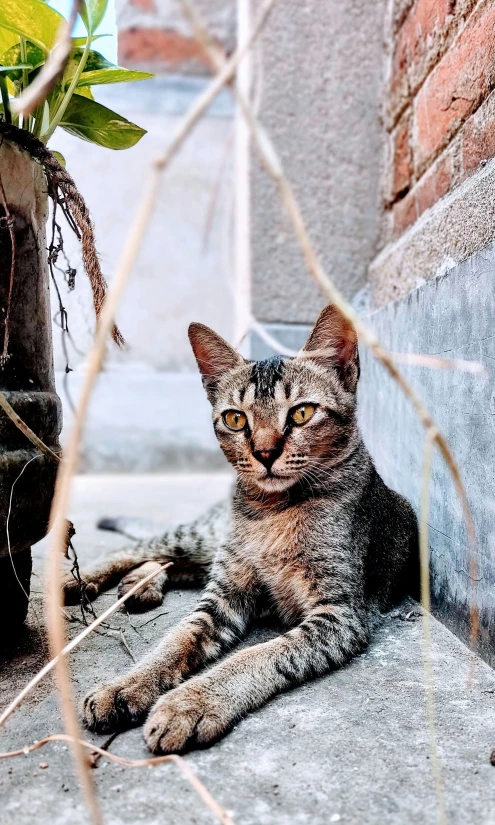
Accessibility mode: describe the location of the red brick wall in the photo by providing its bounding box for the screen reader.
[383,0,495,240]
[116,0,235,75]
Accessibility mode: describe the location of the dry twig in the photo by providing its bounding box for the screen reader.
[181,0,479,653]
[419,429,447,825]
[0,734,234,825]
[180,6,482,822]
[38,7,277,823]
[0,562,171,730]
[0,390,60,462]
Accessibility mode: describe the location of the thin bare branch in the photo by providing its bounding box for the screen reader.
[41,7,277,823]
[390,352,486,374]
[0,390,60,462]
[0,734,234,825]
[250,317,487,374]
[419,429,447,825]
[0,563,171,730]
[180,0,479,659]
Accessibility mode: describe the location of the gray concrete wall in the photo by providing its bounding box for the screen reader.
[358,252,495,666]
[251,0,387,324]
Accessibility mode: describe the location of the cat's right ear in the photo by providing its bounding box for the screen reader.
[188,323,244,402]
[301,304,360,392]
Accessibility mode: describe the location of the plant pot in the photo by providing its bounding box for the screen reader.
[0,139,62,627]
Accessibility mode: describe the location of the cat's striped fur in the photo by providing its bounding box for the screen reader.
[66,305,418,754]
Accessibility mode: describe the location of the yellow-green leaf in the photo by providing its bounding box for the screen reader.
[65,48,152,87]
[0,0,64,54]
[0,26,18,56]
[77,66,153,86]
[79,0,108,35]
[72,34,109,47]
[74,85,94,99]
[0,40,43,81]
[59,94,146,150]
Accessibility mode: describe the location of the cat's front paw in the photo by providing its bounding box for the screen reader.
[62,572,98,605]
[144,682,231,754]
[118,561,167,613]
[83,674,160,732]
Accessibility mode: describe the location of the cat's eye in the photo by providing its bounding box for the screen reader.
[290,404,316,425]
[223,410,247,431]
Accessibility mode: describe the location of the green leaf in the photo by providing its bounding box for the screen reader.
[74,85,94,100]
[78,66,153,86]
[59,94,146,149]
[65,48,153,87]
[79,0,109,35]
[0,0,64,54]
[0,40,43,81]
[72,34,109,47]
[51,150,66,166]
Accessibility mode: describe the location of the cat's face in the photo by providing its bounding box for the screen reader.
[189,305,360,494]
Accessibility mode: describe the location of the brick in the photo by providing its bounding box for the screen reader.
[414,150,452,213]
[390,0,416,36]
[391,149,452,236]
[118,28,211,72]
[389,0,454,124]
[462,90,495,176]
[130,0,156,10]
[392,189,418,235]
[414,1,495,172]
[390,114,413,200]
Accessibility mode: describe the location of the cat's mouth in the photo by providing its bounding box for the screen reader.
[254,470,297,491]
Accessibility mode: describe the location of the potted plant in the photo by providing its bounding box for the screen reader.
[0,0,152,625]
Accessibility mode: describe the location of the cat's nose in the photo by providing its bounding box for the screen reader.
[254,446,282,470]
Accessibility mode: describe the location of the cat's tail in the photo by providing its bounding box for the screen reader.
[97,515,164,541]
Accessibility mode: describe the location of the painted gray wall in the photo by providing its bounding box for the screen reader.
[251,0,387,324]
[358,252,495,665]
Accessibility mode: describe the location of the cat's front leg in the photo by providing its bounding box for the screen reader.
[82,578,252,732]
[144,602,369,753]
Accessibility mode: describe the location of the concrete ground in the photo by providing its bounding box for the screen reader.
[1,475,495,825]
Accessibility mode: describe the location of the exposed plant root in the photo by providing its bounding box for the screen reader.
[0,168,16,363]
[0,122,123,347]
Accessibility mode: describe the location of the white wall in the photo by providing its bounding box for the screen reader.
[50,78,234,374]
[49,78,235,470]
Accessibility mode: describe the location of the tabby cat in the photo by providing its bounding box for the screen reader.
[65,304,418,754]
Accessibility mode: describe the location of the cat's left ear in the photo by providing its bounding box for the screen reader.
[188,323,244,402]
[300,304,360,392]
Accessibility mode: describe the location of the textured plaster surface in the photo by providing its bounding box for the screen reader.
[370,155,495,306]
[251,0,387,323]
[359,249,495,664]
[1,475,495,825]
